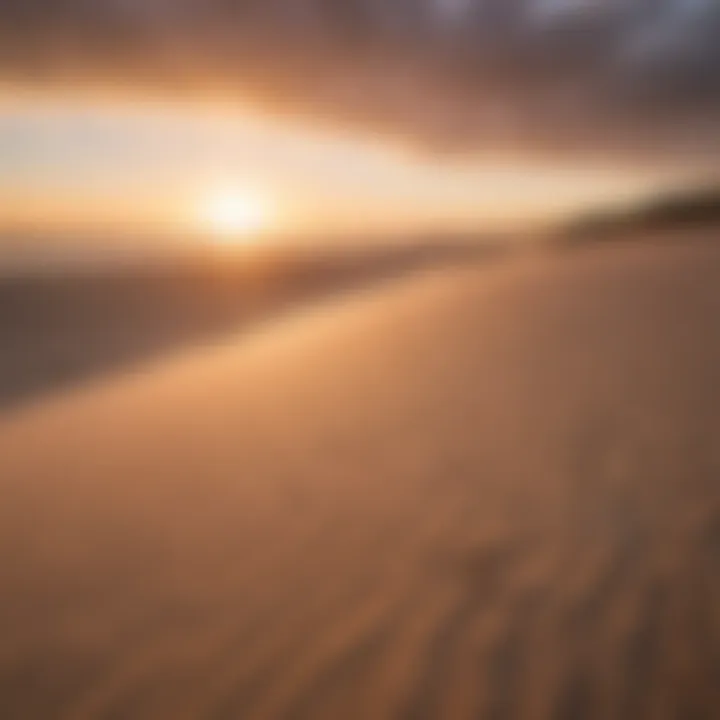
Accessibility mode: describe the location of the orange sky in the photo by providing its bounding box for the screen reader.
[0,90,679,243]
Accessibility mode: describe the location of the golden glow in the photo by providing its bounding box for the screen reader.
[199,187,272,240]
[0,92,671,243]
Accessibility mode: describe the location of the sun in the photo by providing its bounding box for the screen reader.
[200,187,270,240]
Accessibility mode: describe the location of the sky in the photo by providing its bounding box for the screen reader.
[1,1,718,246]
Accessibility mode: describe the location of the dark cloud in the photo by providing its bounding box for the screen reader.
[1,0,719,161]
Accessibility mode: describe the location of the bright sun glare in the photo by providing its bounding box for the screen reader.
[201,188,270,240]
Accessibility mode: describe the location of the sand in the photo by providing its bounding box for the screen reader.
[0,237,719,719]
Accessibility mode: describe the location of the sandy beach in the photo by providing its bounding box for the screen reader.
[1,237,718,719]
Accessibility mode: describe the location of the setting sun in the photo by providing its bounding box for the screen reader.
[200,188,271,239]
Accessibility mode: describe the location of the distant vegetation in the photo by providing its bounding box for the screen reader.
[564,185,720,241]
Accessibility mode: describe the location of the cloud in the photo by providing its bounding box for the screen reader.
[1,0,719,161]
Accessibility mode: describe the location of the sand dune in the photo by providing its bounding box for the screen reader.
[0,237,719,718]
[0,243,483,411]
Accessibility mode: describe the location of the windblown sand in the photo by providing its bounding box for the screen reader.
[1,239,718,719]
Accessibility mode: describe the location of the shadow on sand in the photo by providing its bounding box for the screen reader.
[0,242,491,414]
